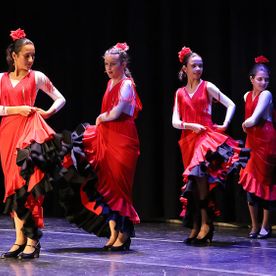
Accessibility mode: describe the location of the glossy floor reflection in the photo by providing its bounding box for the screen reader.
[0,215,275,275]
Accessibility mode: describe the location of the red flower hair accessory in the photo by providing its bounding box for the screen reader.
[10,28,26,41]
[114,42,129,52]
[178,46,192,63]
[255,55,269,64]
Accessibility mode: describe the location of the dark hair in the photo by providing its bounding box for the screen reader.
[6,38,34,72]
[178,52,200,81]
[249,63,270,79]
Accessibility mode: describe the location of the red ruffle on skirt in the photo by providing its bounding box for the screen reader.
[179,128,241,183]
[82,123,140,224]
[17,111,55,149]
[178,127,249,220]
[239,122,276,200]
[1,112,60,238]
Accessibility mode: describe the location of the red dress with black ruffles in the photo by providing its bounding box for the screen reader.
[175,80,249,224]
[0,71,58,239]
[239,92,276,200]
[61,78,142,237]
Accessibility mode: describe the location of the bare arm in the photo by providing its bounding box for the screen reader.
[35,71,66,119]
[172,90,206,133]
[207,82,236,131]
[0,73,36,117]
[242,90,272,131]
[96,80,134,125]
[0,105,35,116]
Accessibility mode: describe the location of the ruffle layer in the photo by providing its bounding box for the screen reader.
[4,133,68,240]
[58,123,136,237]
[180,140,250,226]
[57,166,111,237]
[83,125,140,224]
[58,166,135,237]
[239,169,276,201]
[16,111,56,149]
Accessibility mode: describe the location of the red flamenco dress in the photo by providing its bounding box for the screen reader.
[175,80,249,227]
[239,92,276,204]
[0,71,65,240]
[60,78,142,237]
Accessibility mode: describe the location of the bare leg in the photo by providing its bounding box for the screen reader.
[195,177,211,239]
[112,231,130,247]
[7,212,26,252]
[257,208,272,238]
[187,186,200,239]
[22,238,40,254]
[248,203,259,233]
[261,209,270,230]
[188,225,200,239]
[105,220,119,246]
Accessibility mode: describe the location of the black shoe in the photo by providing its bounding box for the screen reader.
[248,230,259,239]
[184,235,198,245]
[1,243,26,259]
[193,225,214,245]
[257,227,272,239]
[18,242,41,259]
[110,238,131,251]
[184,229,200,245]
[248,229,260,239]
[102,245,112,251]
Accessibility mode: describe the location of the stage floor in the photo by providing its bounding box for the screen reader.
[0,215,275,275]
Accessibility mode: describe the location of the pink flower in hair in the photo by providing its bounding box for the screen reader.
[10,28,26,41]
[114,42,129,52]
[178,46,192,63]
[255,55,269,64]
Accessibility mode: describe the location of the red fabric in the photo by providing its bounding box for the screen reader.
[80,79,141,224]
[239,92,276,200]
[102,78,142,119]
[0,71,56,227]
[176,81,241,184]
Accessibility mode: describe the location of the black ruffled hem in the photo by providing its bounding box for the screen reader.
[57,123,135,238]
[58,166,135,237]
[58,166,110,237]
[3,132,71,240]
[180,142,250,228]
[182,142,250,193]
[4,182,45,240]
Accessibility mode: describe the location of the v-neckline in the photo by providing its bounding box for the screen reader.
[7,72,29,89]
[184,80,203,99]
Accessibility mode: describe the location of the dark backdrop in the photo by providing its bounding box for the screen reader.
[0,0,275,225]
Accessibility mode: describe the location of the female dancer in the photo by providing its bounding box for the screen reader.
[172,46,249,244]
[239,55,276,239]
[60,42,142,251]
[0,28,66,259]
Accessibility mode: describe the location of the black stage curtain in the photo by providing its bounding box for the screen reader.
[0,0,275,225]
